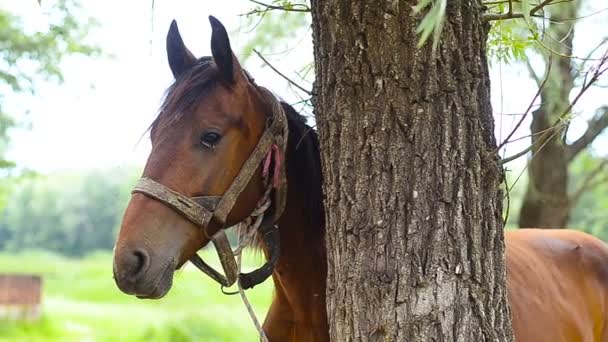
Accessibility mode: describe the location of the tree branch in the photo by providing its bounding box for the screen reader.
[573,38,608,80]
[253,49,314,96]
[497,59,552,151]
[560,49,608,122]
[501,50,608,165]
[525,58,542,87]
[566,106,608,162]
[500,112,569,165]
[501,143,536,164]
[530,0,555,15]
[484,0,556,21]
[482,0,521,6]
[247,0,311,15]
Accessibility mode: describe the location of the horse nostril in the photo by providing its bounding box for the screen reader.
[128,248,150,279]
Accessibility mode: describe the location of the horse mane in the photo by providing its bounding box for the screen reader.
[149,57,324,242]
[280,102,324,232]
[150,57,218,135]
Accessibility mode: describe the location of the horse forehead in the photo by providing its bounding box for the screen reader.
[194,87,257,128]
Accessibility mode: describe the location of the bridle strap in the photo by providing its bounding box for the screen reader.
[189,231,238,286]
[238,219,279,289]
[209,128,274,234]
[131,129,278,239]
[132,177,240,286]
[132,177,213,229]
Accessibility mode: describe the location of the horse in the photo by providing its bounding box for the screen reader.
[112,16,608,342]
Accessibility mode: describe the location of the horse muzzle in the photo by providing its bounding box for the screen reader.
[113,245,178,299]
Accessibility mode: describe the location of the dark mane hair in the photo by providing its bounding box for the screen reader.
[150,57,217,134]
[281,103,324,232]
[149,57,324,236]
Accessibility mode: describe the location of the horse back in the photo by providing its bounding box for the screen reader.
[506,229,608,342]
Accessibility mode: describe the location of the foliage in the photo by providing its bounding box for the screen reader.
[0,0,99,170]
[240,2,310,64]
[503,151,608,238]
[569,153,608,240]
[0,168,138,256]
[413,0,447,51]
[0,0,99,93]
[487,18,535,65]
[414,0,535,60]
[0,250,273,341]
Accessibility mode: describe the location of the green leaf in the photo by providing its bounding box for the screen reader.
[414,0,447,51]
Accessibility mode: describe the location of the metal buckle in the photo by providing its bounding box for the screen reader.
[191,196,221,211]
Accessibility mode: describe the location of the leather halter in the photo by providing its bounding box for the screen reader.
[131,91,288,290]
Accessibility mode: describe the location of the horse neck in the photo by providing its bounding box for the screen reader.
[272,106,327,327]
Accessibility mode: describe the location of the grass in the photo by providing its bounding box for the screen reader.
[0,249,274,341]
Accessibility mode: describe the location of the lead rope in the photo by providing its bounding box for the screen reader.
[231,177,273,341]
[236,252,269,342]
[226,143,282,341]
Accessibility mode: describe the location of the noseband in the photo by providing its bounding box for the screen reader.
[131,91,288,290]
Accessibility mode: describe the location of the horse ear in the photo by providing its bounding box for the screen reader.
[166,20,196,79]
[209,16,240,83]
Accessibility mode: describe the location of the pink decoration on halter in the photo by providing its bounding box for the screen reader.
[262,144,283,188]
[271,144,282,188]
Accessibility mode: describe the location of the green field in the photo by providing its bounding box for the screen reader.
[0,250,273,341]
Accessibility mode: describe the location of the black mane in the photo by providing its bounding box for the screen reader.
[281,103,324,232]
[151,57,217,134]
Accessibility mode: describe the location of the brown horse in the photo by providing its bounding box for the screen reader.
[113,17,608,342]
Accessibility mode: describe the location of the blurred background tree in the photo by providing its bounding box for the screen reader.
[0,0,102,256]
[470,0,607,234]
[0,168,138,255]
[0,0,99,242]
[512,1,608,229]
[0,0,99,172]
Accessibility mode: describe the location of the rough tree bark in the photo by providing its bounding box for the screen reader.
[311,1,514,341]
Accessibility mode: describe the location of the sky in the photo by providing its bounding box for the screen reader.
[3,0,313,173]
[2,0,607,175]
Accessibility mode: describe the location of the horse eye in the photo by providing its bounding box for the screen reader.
[200,132,222,148]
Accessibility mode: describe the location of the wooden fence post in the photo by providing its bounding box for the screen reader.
[0,274,42,320]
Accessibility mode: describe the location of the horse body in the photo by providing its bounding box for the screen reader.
[506,229,608,342]
[112,16,608,342]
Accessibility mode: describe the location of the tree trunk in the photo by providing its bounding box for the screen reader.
[311,1,513,341]
[518,2,580,229]
[518,105,570,228]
